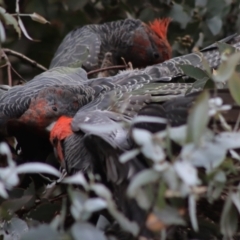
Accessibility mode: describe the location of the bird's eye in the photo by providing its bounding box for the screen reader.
[153,52,160,59]
[52,106,58,112]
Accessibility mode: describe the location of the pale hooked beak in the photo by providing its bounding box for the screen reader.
[45,121,56,132]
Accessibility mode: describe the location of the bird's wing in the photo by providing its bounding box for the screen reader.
[50,26,101,70]
[0,67,88,125]
[70,109,134,184]
[71,109,130,151]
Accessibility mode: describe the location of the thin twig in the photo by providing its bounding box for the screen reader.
[10,66,25,81]
[87,64,127,76]
[1,49,12,86]
[0,63,8,68]
[3,48,47,71]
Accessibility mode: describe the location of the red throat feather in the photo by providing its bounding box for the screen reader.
[50,116,73,143]
[148,18,171,40]
[50,116,73,163]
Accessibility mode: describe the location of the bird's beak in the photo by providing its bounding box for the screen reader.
[45,121,56,132]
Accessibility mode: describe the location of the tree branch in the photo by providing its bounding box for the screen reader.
[3,48,48,72]
[87,64,128,77]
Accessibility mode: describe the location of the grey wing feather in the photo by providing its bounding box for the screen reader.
[50,26,101,70]
[0,67,88,124]
[71,110,131,150]
[133,34,240,80]
[70,109,132,183]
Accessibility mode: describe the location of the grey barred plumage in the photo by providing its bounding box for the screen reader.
[49,18,172,76]
[49,33,240,180]
[2,32,240,131]
[149,33,240,78]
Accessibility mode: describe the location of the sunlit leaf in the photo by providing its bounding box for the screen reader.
[213,52,240,82]
[62,172,88,188]
[186,91,209,144]
[0,20,5,42]
[16,163,61,177]
[3,217,28,239]
[20,224,60,240]
[119,149,140,163]
[206,16,222,36]
[179,64,210,80]
[83,198,107,213]
[30,12,50,24]
[0,7,21,38]
[220,195,238,238]
[127,169,160,198]
[174,161,200,186]
[71,222,107,240]
[228,72,240,105]
[189,194,198,231]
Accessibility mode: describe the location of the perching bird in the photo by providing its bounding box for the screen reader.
[48,30,240,176]
[2,31,240,161]
[50,18,172,76]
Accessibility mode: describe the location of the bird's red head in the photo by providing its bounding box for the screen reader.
[147,18,172,61]
[50,116,73,163]
[148,18,171,43]
[126,18,172,68]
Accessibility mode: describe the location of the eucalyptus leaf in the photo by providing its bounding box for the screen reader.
[71,222,107,240]
[17,163,61,177]
[186,91,209,144]
[0,7,21,38]
[228,72,240,105]
[127,169,160,198]
[3,217,28,240]
[20,225,60,240]
[30,12,49,24]
[179,64,210,80]
[189,194,198,231]
[213,52,240,82]
[220,195,238,238]
[206,16,222,36]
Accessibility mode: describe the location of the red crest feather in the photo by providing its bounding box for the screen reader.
[148,18,171,40]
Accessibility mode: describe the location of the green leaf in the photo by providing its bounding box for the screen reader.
[201,55,212,77]
[206,16,222,36]
[20,225,61,240]
[178,64,210,80]
[228,72,240,105]
[217,41,237,56]
[71,222,107,240]
[207,171,226,203]
[185,77,209,95]
[30,12,50,24]
[189,194,198,231]
[1,196,33,214]
[119,149,140,163]
[3,217,28,239]
[195,0,207,7]
[213,52,240,82]
[153,206,185,226]
[127,169,160,198]
[0,20,5,42]
[186,91,210,144]
[169,3,191,29]
[0,7,21,38]
[220,195,238,238]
